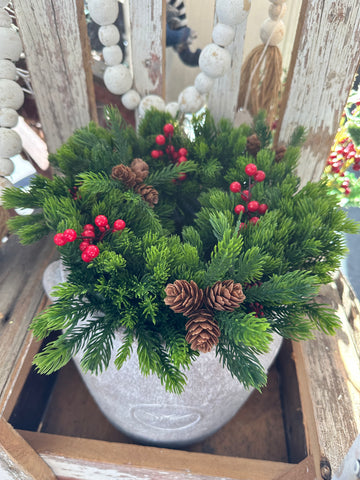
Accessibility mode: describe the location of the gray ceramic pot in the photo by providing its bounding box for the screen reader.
[43,260,282,447]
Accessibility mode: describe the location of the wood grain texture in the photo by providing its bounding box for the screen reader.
[292,281,360,476]
[19,430,294,480]
[277,0,360,186]
[0,236,57,405]
[208,13,249,122]
[12,0,91,153]
[0,418,56,480]
[128,0,166,98]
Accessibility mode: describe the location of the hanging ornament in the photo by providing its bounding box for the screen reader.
[237,0,286,125]
[87,0,252,117]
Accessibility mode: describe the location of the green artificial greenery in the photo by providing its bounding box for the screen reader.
[3,107,358,394]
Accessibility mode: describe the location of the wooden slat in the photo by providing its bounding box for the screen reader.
[128,0,166,98]
[12,0,94,152]
[208,3,251,122]
[292,281,360,476]
[0,419,56,480]
[19,430,293,480]
[276,0,360,186]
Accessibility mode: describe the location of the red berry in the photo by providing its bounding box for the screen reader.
[155,134,166,146]
[249,216,260,225]
[172,152,179,161]
[95,215,108,227]
[166,145,175,154]
[99,226,106,232]
[83,224,94,231]
[247,201,259,212]
[151,150,162,159]
[177,156,187,164]
[113,219,126,231]
[254,170,266,182]
[85,245,100,259]
[81,251,92,262]
[54,233,67,246]
[245,163,258,176]
[178,147,188,157]
[239,222,247,230]
[258,203,268,215]
[163,123,174,137]
[353,164,360,171]
[83,229,95,238]
[79,241,90,251]
[63,228,77,242]
[230,181,241,193]
[234,204,245,215]
[241,189,250,201]
[345,187,351,195]
[178,173,187,181]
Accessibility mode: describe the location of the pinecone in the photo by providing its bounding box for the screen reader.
[130,158,149,183]
[111,164,137,188]
[246,134,261,157]
[185,310,221,353]
[164,280,204,316]
[135,183,159,208]
[204,280,246,312]
[274,145,287,163]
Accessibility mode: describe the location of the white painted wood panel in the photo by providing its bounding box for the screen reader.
[277,0,360,185]
[208,4,251,122]
[12,0,91,153]
[128,0,165,98]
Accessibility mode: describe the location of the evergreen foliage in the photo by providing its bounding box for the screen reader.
[3,108,358,394]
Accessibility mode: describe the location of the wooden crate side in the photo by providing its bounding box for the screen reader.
[12,0,94,152]
[0,419,56,480]
[276,0,360,186]
[18,430,293,480]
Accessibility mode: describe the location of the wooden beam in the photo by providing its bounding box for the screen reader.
[276,0,360,185]
[12,0,95,153]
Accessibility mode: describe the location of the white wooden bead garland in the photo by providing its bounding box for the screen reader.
[87,0,251,116]
[0,2,25,187]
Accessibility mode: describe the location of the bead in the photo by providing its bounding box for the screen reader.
[165,102,179,117]
[212,23,235,47]
[0,127,22,157]
[0,27,22,61]
[0,79,24,110]
[103,45,123,66]
[0,157,14,175]
[194,73,214,94]
[138,95,166,116]
[178,86,204,113]
[0,108,18,127]
[98,24,120,47]
[268,3,287,20]
[216,0,250,26]
[0,10,12,28]
[121,89,140,110]
[199,43,231,79]
[260,18,285,46]
[0,176,12,206]
[87,0,119,26]
[0,59,17,80]
[103,64,132,95]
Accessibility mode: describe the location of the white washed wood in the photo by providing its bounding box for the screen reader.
[208,2,251,122]
[12,0,91,153]
[128,0,165,98]
[0,451,33,480]
[278,0,360,186]
[39,455,236,480]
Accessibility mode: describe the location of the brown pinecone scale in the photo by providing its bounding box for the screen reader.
[164,280,204,316]
[274,145,287,163]
[246,133,261,157]
[185,310,220,353]
[205,280,246,312]
[111,164,137,188]
[130,158,149,183]
[135,183,159,208]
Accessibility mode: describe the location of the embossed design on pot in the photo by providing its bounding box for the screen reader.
[131,404,201,431]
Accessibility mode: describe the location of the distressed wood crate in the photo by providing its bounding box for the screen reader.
[1,238,359,480]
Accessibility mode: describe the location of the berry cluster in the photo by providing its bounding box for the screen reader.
[230,163,268,227]
[326,139,360,195]
[150,123,188,182]
[244,281,265,318]
[53,215,126,263]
